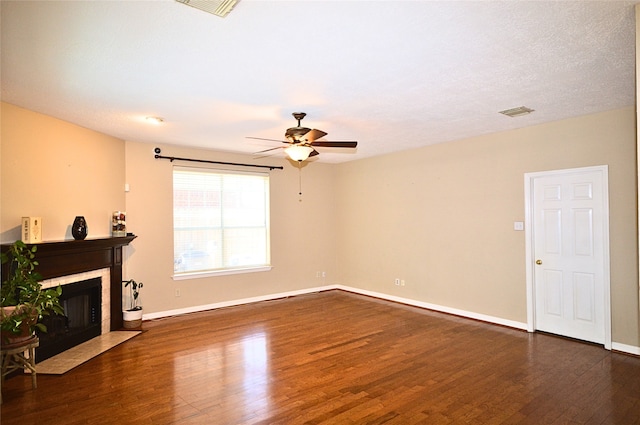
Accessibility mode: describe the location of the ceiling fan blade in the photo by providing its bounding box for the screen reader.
[253,151,281,160]
[311,141,358,148]
[253,146,284,154]
[246,136,288,144]
[309,149,320,157]
[302,129,328,143]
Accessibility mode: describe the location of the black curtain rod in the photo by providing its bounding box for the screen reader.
[153,148,283,170]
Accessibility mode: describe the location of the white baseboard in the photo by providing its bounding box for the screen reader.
[143,284,526,330]
[334,285,529,331]
[142,285,336,321]
[143,284,640,356]
[612,342,640,356]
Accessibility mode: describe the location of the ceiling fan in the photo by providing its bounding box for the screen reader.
[247,112,358,162]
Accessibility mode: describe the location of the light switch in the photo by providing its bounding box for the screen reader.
[513,221,524,231]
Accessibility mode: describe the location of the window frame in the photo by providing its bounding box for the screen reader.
[172,165,272,280]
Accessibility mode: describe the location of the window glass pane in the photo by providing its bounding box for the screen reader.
[223,227,268,267]
[173,167,270,274]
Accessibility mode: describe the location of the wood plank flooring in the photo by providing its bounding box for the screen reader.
[1,290,639,424]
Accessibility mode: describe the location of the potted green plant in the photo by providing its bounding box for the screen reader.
[0,240,64,345]
[122,278,143,329]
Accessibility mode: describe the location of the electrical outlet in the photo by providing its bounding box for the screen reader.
[401,280,405,286]
[175,288,181,297]
[316,271,321,278]
[395,278,400,286]
[322,271,326,278]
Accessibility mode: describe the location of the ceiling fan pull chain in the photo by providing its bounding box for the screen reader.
[298,161,303,198]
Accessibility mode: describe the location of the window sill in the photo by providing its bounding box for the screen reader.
[172,266,272,280]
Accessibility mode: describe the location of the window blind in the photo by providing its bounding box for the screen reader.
[173,167,270,275]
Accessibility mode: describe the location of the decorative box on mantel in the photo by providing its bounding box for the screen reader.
[0,235,137,331]
[21,216,42,243]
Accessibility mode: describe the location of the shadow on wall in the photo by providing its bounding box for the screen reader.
[0,226,21,244]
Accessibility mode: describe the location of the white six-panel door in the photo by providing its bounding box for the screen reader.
[525,166,610,347]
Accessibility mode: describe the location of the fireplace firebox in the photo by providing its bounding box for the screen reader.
[36,277,102,362]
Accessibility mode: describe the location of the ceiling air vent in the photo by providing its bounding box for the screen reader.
[175,0,238,18]
[499,106,534,118]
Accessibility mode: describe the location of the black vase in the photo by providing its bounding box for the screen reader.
[72,216,88,240]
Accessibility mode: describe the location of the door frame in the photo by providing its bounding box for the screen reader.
[524,165,612,349]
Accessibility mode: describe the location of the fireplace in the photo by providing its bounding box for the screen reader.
[0,236,136,359]
[37,277,102,362]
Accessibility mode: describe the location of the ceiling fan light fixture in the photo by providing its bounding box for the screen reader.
[285,145,313,162]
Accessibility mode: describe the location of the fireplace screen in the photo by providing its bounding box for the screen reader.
[37,277,102,362]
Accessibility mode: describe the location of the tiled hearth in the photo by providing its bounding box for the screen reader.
[36,330,140,374]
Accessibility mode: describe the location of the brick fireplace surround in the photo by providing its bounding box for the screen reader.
[0,235,136,331]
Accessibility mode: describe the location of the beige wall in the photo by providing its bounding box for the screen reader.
[2,101,638,348]
[1,102,338,314]
[335,107,639,347]
[1,102,125,242]
[124,141,337,314]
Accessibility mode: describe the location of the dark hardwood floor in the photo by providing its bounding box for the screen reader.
[2,290,639,424]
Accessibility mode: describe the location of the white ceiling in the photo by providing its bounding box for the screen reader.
[1,0,637,163]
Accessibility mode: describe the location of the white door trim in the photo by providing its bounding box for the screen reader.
[524,165,611,349]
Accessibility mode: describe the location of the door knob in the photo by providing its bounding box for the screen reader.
[536,259,542,265]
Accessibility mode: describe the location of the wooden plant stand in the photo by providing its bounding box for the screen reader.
[1,336,39,404]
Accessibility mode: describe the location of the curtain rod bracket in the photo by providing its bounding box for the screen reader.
[153,147,283,170]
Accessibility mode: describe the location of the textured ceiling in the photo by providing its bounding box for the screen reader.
[1,0,637,163]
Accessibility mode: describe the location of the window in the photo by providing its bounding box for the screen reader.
[173,167,270,278]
